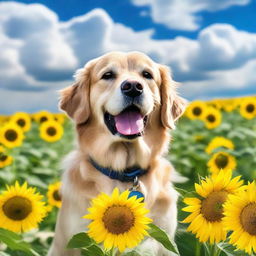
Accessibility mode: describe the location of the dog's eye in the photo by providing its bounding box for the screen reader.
[101,71,116,80]
[142,71,153,79]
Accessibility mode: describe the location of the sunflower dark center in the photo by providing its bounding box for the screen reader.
[40,117,48,123]
[192,107,202,116]
[5,129,18,142]
[3,196,32,221]
[17,119,26,127]
[246,104,255,113]
[207,114,216,123]
[53,190,61,201]
[46,127,57,136]
[240,203,256,235]
[215,154,228,169]
[0,153,7,162]
[201,191,228,222]
[103,205,135,234]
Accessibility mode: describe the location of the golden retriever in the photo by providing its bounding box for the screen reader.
[47,51,186,256]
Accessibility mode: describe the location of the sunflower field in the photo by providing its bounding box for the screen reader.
[0,96,256,256]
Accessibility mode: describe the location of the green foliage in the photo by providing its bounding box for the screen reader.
[67,225,180,256]
[67,232,94,249]
[0,120,74,255]
[0,228,39,256]
[0,106,256,255]
[122,252,141,256]
[217,243,247,256]
[172,112,256,256]
[148,224,179,255]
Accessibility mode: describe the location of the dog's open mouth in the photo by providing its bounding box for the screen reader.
[104,106,147,139]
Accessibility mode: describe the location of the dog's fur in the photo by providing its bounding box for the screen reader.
[47,51,186,256]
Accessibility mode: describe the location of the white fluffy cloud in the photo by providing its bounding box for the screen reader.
[131,0,250,31]
[167,24,256,82]
[179,59,256,99]
[0,2,77,90]
[1,2,256,113]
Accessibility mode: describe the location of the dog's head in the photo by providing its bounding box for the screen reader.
[59,51,186,141]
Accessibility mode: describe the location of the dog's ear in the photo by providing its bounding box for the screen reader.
[59,62,93,124]
[159,65,187,129]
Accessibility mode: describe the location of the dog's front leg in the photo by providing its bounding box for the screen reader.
[138,186,178,256]
[47,198,88,256]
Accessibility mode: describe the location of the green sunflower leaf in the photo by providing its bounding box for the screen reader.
[82,244,105,256]
[217,242,247,256]
[0,252,11,256]
[148,224,180,255]
[67,232,94,249]
[122,251,143,256]
[0,228,39,256]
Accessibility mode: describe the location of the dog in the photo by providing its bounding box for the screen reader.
[47,51,186,256]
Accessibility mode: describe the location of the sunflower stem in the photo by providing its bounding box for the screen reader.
[195,241,201,256]
[116,250,121,256]
[210,243,221,256]
[209,244,214,256]
[108,247,116,256]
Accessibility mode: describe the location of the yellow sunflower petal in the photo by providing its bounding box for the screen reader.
[0,181,47,233]
[85,187,152,252]
[223,181,256,254]
[183,171,243,244]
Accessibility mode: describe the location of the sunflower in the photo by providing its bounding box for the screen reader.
[9,112,31,132]
[0,181,47,232]
[84,188,152,252]
[205,137,234,154]
[223,182,256,254]
[207,151,237,175]
[0,116,9,125]
[39,120,64,143]
[239,98,256,120]
[182,170,243,244]
[203,107,222,129]
[0,122,24,148]
[45,204,53,213]
[185,101,207,120]
[33,110,54,124]
[222,99,238,112]
[208,99,222,110]
[47,181,62,208]
[0,146,12,168]
[54,113,66,125]
[194,135,204,142]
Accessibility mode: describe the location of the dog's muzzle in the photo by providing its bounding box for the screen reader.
[121,80,143,98]
[104,80,148,140]
[104,105,148,140]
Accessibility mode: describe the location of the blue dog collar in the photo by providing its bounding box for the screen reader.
[89,158,148,182]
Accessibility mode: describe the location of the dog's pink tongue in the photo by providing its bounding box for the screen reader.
[114,111,144,135]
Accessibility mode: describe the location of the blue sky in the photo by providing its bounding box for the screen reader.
[0,0,256,114]
[6,0,256,39]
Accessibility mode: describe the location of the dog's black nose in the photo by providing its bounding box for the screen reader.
[121,80,143,98]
